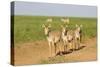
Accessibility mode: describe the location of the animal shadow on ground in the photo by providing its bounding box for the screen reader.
[56,51,72,56]
[74,45,86,51]
[56,45,86,56]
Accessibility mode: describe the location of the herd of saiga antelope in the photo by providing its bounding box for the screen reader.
[42,18,83,58]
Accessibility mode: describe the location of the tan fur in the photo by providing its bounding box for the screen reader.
[42,24,61,57]
[61,18,69,24]
[61,25,74,52]
[74,24,82,49]
[46,18,52,22]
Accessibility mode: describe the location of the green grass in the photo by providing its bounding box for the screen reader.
[13,15,97,44]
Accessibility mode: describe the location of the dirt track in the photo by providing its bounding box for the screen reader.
[14,37,97,65]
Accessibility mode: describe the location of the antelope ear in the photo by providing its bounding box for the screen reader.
[80,24,83,28]
[42,24,45,28]
[76,24,78,27]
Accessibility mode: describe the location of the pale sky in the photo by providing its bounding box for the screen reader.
[12,1,97,17]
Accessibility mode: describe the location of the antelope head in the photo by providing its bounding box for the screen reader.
[42,24,51,36]
[61,25,68,36]
[75,24,82,32]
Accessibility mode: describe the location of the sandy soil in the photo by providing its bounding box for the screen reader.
[14,37,97,65]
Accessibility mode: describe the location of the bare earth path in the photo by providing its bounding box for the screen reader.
[14,37,97,65]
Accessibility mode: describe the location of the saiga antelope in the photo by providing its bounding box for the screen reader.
[74,24,82,50]
[61,25,74,52]
[46,18,53,22]
[61,18,70,24]
[42,24,61,57]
